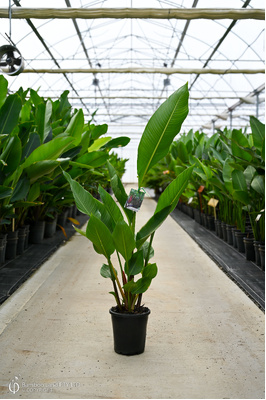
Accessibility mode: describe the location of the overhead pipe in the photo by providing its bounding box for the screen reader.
[0,8,264,20]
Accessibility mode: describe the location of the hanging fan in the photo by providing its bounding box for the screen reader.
[0,44,24,76]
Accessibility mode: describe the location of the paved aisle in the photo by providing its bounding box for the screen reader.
[0,197,264,399]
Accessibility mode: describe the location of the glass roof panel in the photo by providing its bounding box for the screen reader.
[0,0,264,137]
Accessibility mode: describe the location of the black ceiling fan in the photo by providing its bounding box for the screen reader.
[0,44,24,76]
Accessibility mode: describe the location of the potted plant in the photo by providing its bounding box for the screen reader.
[63,83,193,355]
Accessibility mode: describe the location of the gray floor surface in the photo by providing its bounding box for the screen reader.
[0,196,264,399]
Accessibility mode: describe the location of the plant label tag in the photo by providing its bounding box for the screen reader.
[208,198,219,208]
[124,188,145,212]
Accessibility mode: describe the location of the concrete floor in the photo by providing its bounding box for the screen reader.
[0,196,264,399]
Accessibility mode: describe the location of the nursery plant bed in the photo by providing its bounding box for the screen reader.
[0,214,89,305]
[171,208,265,311]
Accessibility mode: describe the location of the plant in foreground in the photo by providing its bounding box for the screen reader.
[64,83,193,313]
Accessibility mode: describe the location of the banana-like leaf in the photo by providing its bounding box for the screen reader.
[64,109,84,145]
[0,185,12,200]
[88,137,112,152]
[75,151,108,168]
[0,135,22,173]
[250,116,265,152]
[25,160,59,183]
[232,170,248,192]
[112,220,135,262]
[85,214,115,259]
[137,83,189,187]
[107,161,134,224]
[102,136,130,149]
[100,263,117,280]
[155,166,193,214]
[142,263,158,280]
[127,249,144,276]
[22,137,75,169]
[251,175,265,196]
[0,93,22,136]
[10,176,30,202]
[0,75,8,108]
[36,100,52,143]
[63,170,99,216]
[231,130,252,162]
[21,133,41,161]
[232,190,250,205]
[136,205,171,248]
[98,185,124,228]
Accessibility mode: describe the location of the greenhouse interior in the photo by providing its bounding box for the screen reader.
[0,1,265,399]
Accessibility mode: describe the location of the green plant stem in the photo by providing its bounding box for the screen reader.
[108,259,128,308]
[112,280,122,311]
[145,232,155,266]
[116,250,123,277]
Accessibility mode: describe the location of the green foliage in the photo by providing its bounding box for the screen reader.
[66,83,191,312]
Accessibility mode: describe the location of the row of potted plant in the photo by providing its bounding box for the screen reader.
[143,117,265,270]
[0,74,128,264]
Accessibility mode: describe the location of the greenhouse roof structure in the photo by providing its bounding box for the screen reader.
[0,0,265,137]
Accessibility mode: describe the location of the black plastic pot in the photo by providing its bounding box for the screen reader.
[243,237,255,261]
[6,230,18,260]
[29,221,45,244]
[215,220,223,239]
[258,244,265,271]
[235,231,246,253]
[45,215,58,238]
[109,307,150,356]
[232,228,240,248]
[254,241,262,267]
[226,225,234,245]
[24,224,30,250]
[207,215,215,231]
[221,222,227,242]
[17,227,27,255]
[0,234,7,265]
[57,209,68,228]
[193,209,201,224]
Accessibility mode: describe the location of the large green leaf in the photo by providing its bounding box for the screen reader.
[64,109,84,145]
[0,75,8,108]
[250,116,265,152]
[21,133,41,161]
[137,83,189,186]
[85,214,115,259]
[136,205,171,248]
[156,166,193,214]
[0,93,22,135]
[88,136,112,152]
[63,170,99,216]
[102,136,130,149]
[251,175,265,196]
[75,151,108,168]
[10,176,30,202]
[231,130,252,162]
[98,185,124,229]
[107,162,134,224]
[127,250,144,276]
[22,137,75,168]
[0,135,22,173]
[36,100,52,143]
[112,220,135,262]
[25,160,59,183]
[232,170,248,192]
[0,185,12,200]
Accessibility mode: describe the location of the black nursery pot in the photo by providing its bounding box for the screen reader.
[109,307,150,356]
[243,237,255,261]
[29,221,45,244]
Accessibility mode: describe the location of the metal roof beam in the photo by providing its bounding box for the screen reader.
[21,67,264,74]
[0,8,264,20]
